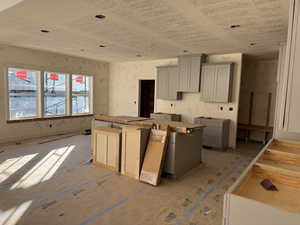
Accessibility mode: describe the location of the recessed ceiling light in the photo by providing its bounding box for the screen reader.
[230,24,241,29]
[136,54,142,57]
[40,29,50,33]
[99,45,106,48]
[95,14,106,19]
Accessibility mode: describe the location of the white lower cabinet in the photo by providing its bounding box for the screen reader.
[223,139,300,225]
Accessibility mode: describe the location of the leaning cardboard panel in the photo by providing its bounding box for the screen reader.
[139,128,169,186]
[93,126,122,171]
[121,125,150,179]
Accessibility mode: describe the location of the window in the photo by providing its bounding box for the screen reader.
[72,75,91,114]
[8,68,40,120]
[7,68,93,121]
[44,72,67,116]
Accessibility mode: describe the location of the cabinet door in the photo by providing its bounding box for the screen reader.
[178,55,205,92]
[200,64,216,102]
[178,56,191,92]
[190,55,202,92]
[168,66,179,100]
[157,67,169,100]
[214,64,232,103]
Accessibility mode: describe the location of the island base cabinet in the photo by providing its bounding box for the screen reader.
[93,127,122,171]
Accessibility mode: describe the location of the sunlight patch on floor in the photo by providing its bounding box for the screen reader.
[10,145,75,190]
[0,201,32,225]
[0,154,38,184]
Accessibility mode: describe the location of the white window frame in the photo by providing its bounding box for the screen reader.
[6,67,42,120]
[5,67,94,121]
[71,75,93,115]
[43,72,69,118]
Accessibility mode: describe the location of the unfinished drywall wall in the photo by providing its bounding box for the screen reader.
[239,57,278,126]
[0,45,109,143]
[109,53,243,149]
[238,56,278,141]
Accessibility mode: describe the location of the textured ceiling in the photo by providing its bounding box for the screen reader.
[0,0,289,62]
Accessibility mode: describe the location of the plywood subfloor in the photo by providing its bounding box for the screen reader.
[0,135,261,225]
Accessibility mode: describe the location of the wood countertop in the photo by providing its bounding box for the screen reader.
[94,115,205,134]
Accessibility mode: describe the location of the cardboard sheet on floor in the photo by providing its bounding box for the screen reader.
[140,128,169,186]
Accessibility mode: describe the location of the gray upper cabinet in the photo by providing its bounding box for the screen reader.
[200,63,233,103]
[157,66,181,100]
[200,64,216,102]
[178,54,206,92]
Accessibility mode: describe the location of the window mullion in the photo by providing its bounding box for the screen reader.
[40,71,44,118]
[90,76,93,114]
[67,74,72,115]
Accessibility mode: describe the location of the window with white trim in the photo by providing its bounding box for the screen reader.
[72,75,91,114]
[7,68,93,121]
[44,72,67,116]
[8,68,40,120]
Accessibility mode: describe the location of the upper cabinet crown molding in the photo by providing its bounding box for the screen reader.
[178,54,206,92]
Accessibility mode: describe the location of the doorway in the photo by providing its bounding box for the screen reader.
[139,80,155,118]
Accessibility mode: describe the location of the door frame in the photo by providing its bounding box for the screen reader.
[137,79,156,117]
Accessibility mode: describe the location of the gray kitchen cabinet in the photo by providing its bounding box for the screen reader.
[164,129,203,178]
[200,63,233,103]
[200,64,216,102]
[156,66,181,100]
[194,117,230,151]
[157,66,169,99]
[178,54,206,92]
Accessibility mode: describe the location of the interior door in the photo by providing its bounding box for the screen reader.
[139,80,155,118]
